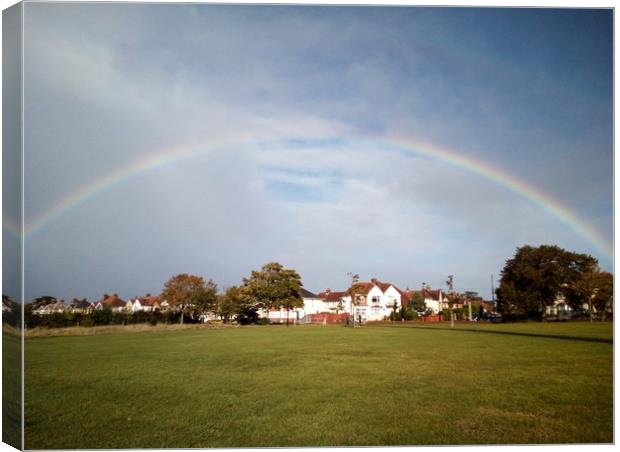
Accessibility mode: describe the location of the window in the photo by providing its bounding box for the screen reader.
[372,295,381,304]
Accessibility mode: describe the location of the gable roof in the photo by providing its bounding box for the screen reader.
[317,290,346,302]
[70,298,91,309]
[300,288,320,299]
[374,281,406,296]
[99,294,126,308]
[420,289,442,300]
[138,295,160,307]
[351,282,376,295]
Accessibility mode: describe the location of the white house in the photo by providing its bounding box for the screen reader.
[422,288,444,313]
[266,288,321,323]
[341,279,405,322]
[34,300,67,315]
[265,279,406,323]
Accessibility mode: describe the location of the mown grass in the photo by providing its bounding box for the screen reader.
[3,327,22,450]
[24,322,612,448]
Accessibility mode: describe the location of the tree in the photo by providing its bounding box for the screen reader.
[190,279,218,322]
[591,272,613,321]
[161,274,206,324]
[243,262,303,326]
[464,291,482,302]
[407,291,426,312]
[496,245,599,320]
[445,275,457,327]
[346,273,367,327]
[564,270,613,321]
[216,286,243,323]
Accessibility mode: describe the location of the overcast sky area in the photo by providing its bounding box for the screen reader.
[5,3,613,301]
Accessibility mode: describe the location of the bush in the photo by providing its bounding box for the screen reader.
[402,309,418,321]
[389,310,402,321]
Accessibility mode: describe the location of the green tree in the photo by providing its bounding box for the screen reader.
[243,262,303,326]
[564,270,613,321]
[407,291,426,312]
[346,273,367,327]
[464,291,482,301]
[161,274,206,324]
[190,279,218,322]
[592,272,613,321]
[216,286,243,323]
[445,275,457,327]
[496,245,599,320]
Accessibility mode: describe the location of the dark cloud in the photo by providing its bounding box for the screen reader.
[19,4,612,301]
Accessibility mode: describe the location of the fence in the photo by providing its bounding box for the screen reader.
[418,313,444,323]
[300,313,349,325]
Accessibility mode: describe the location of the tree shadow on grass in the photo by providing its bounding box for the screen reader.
[377,323,613,344]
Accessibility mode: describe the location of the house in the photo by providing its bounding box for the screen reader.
[267,279,407,323]
[34,300,67,315]
[97,294,126,313]
[404,288,444,313]
[340,279,405,322]
[266,288,322,324]
[545,294,591,317]
[318,289,347,314]
[128,294,161,313]
[68,298,91,314]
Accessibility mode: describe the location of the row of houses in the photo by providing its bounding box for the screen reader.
[267,278,494,323]
[28,279,495,323]
[32,294,171,315]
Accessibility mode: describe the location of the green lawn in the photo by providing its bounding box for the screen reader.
[24,322,613,448]
[3,329,22,450]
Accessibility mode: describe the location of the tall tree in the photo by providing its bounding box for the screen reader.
[407,292,426,312]
[161,274,206,324]
[216,286,243,323]
[346,273,367,327]
[243,262,303,326]
[496,245,599,320]
[190,279,218,322]
[445,275,457,327]
[591,272,613,321]
[564,270,613,321]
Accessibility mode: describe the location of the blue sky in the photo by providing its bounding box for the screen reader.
[5,4,613,301]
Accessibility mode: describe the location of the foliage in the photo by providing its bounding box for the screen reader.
[2,295,21,327]
[243,262,303,324]
[496,245,599,320]
[216,286,243,323]
[564,270,613,320]
[346,273,368,325]
[464,291,482,302]
[190,280,218,320]
[161,274,206,308]
[24,308,183,329]
[407,292,426,312]
[394,305,418,321]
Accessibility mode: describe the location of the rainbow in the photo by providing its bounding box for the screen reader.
[15,137,612,261]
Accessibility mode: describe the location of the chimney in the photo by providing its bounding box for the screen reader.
[371,278,379,285]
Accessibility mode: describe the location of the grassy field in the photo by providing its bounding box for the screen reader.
[3,328,22,449]
[24,322,612,448]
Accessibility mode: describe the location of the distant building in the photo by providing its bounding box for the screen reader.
[96,294,126,313]
[266,279,406,323]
